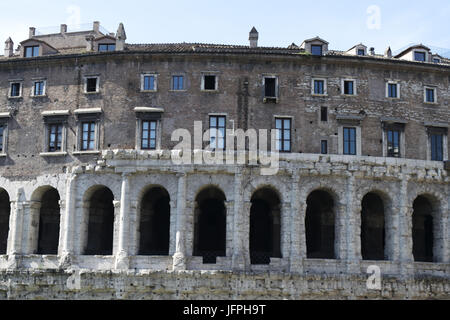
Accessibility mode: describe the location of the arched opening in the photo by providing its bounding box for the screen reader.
[305,190,335,259]
[412,196,434,262]
[0,189,10,254]
[193,186,226,264]
[85,187,114,255]
[250,187,281,265]
[37,188,61,255]
[139,186,170,255]
[361,192,385,260]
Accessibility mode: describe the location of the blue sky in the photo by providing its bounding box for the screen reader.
[1,0,450,55]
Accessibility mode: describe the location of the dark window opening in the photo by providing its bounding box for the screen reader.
[306,190,335,259]
[357,49,365,56]
[141,120,157,150]
[321,140,328,154]
[414,51,426,62]
[10,83,21,97]
[139,187,170,255]
[433,58,440,63]
[311,45,322,56]
[48,124,63,152]
[143,76,155,91]
[343,127,357,155]
[250,188,281,265]
[412,196,434,262]
[387,129,401,158]
[86,78,98,93]
[314,80,325,94]
[0,190,10,254]
[344,81,354,95]
[81,122,96,151]
[25,46,39,57]
[85,187,114,255]
[37,188,60,255]
[320,107,328,122]
[98,44,115,52]
[430,134,443,161]
[172,76,184,90]
[425,88,435,103]
[264,78,276,98]
[209,116,226,150]
[361,193,385,261]
[0,126,4,153]
[193,187,226,264]
[388,83,398,98]
[204,75,216,90]
[275,118,291,152]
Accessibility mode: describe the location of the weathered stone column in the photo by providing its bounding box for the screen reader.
[23,201,41,255]
[232,168,246,270]
[115,173,131,270]
[289,171,303,273]
[7,189,25,257]
[399,175,414,274]
[224,200,234,261]
[173,173,187,271]
[345,173,359,272]
[60,173,77,266]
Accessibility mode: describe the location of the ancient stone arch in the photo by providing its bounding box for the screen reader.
[193,185,227,264]
[249,186,282,264]
[138,185,171,256]
[83,185,115,255]
[0,188,10,254]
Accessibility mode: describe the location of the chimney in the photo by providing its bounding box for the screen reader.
[115,23,127,51]
[384,46,392,58]
[60,24,67,34]
[4,38,14,57]
[370,47,375,55]
[93,21,100,34]
[29,27,36,38]
[249,27,258,48]
[85,35,94,51]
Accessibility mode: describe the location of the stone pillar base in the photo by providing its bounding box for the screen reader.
[172,252,186,271]
[115,251,130,270]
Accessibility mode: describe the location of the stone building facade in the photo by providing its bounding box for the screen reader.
[0,22,448,299]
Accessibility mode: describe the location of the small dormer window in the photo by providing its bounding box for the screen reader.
[357,49,365,56]
[311,45,323,56]
[25,45,39,57]
[433,58,441,63]
[98,44,115,52]
[414,51,426,62]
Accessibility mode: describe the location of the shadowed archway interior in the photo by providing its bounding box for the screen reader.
[0,189,10,254]
[412,196,434,262]
[139,186,170,255]
[193,187,226,264]
[37,188,60,255]
[85,187,114,255]
[361,192,385,261]
[305,190,335,259]
[250,187,281,265]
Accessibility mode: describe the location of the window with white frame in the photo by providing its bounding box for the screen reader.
[342,79,356,95]
[424,87,437,103]
[312,78,327,95]
[74,110,102,153]
[84,76,100,94]
[9,82,22,98]
[275,117,292,153]
[414,51,426,62]
[209,115,226,150]
[41,113,69,154]
[141,74,157,92]
[0,115,10,155]
[337,120,361,156]
[202,74,218,91]
[32,80,46,97]
[386,81,399,99]
[172,75,185,91]
[135,109,163,151]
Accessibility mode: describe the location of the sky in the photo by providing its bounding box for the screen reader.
[1,0,450,56]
